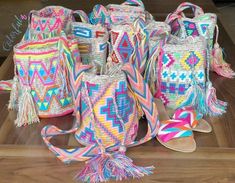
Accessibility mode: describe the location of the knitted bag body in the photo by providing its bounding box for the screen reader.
[29,6,73,34]
[165,2,217,52]
[41,62,159,182]
[157,36,207,110]
[75,71,139,148]
[155,35,227,116]
[71,10,108,73]
[109,18,148,73]
[11,36,78,126]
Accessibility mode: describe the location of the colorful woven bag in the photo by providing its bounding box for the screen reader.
[108,17,148,73]
[89,0,152,29]
[9,35,80,127]
[165,2,235,78]
[155,35,227,116]
[28,6,73,34]
[41,62,159,182]
[71,10,108,73]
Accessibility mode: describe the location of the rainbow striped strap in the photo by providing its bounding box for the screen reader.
[122,63,159,147]
[173,107,203,129]
[158,119,193,143]
[0,80,13,91]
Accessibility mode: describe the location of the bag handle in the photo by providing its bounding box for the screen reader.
[89,4,111,27]
[122,63,159,147]
[72,10,89,23]
[175,2,204,18]
[165,2,204,24]
[122,0,145,9]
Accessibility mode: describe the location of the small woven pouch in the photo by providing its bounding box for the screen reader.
[155,35,227,116]
[41,62,159,182]
[165,2,235,78]
[71,10,108,73]
[9,35,80,127]
[89,0,153,29]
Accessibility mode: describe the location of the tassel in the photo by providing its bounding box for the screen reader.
[8,76,20,110]
[179,81,207,115]
[211,43,235,78]
[206,82,227,116]
[15,85,40,127]
[75,146,154,183]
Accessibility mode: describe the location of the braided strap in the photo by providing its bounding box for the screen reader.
[122,63,159,147]
[165,2,204,24]
[73,10,89,23]
[158,119,192,143]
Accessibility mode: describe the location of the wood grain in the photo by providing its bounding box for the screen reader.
[0,0,235,183]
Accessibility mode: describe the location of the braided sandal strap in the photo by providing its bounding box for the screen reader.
[158,119,192,143]
[173,107,203,128]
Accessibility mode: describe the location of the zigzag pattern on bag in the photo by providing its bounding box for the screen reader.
[122,63,159,146]
[15,58,59,85]
[31,85,72,111]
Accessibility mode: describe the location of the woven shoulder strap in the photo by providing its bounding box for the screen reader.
[165,2,204,24]
[122,63,159,147]
[122,0,145,9]
[73,10,89,23]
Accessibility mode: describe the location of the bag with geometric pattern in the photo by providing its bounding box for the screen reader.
[41,62,159,182]
[9,35,80,127]
[71,10,109,73]
[165,2,235,78]
[155,35,227,116]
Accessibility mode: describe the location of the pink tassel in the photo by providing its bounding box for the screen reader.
[206,82,227,116]
[75,146,154,183]
[211,43,235,78]
[15,85,40,127]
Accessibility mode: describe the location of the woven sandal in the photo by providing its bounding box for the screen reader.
[156,99,196,153]
[167,107,212,133]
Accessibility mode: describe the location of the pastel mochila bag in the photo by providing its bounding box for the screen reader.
[9,35,80,127]
[165,2,235,78]
[41,62,159,182]
[155,35,227,116]
[71,10,108,73]
[23,6,74,42]
[28,6,73,34]
[108,17,148,73]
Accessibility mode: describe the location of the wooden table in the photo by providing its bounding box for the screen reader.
[0,0,235,182]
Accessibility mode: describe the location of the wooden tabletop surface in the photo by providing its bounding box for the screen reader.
[0,0,235,183]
